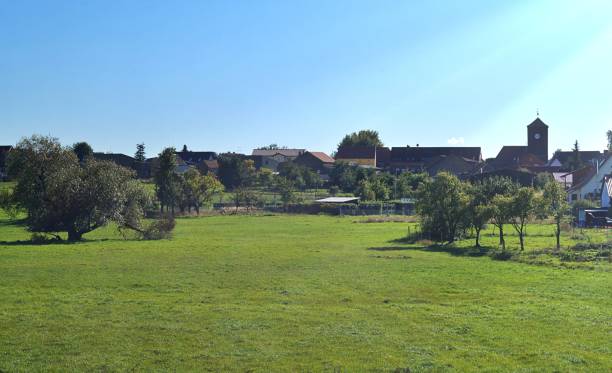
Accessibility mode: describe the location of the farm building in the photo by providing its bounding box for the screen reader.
[294,151,335,175]
[389,146,482,173]
[251,149,305,171]
[335,146,390,168]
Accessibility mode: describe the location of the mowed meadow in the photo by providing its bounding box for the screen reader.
[1,211,611,371]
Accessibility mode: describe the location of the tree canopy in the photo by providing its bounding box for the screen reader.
[415,172,469,243]
[5,135,153,241]
[135,143,146,162]
[72,141,93,163]
[337,130,384,151]
[217,154,255,190]
[154,147,180,214]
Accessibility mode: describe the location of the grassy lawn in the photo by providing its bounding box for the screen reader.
[1,213,611,371]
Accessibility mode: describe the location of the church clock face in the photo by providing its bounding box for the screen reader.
[534,133,541,140]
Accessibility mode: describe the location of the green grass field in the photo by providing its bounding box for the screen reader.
[1,212,611,371]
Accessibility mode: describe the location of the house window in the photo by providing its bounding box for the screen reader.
[571,194,578,201]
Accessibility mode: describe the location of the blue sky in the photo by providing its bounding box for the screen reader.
[1,0,611,158]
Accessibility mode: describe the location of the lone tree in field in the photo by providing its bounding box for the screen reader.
[275,176,297,210]
[178,167,224,214]
[465,182,493,248]
[490,194,514,250]
[477,176,517,249]
[415,172,469,243]
[542,180,570,249]
[72,141,93,163]
[508,187,537,251]
[4,135,154,241]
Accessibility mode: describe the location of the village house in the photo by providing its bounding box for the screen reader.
[251,149,305,171]
[567,154,612,202]
[600,175,612,208]
[388,146,482,173]
[425,154,482,178]
[200,159,219,175]
[177,150,216,163]
[547,150,604,170]
[93,152,151,178]
[552,172,573,189]
[334,146,390,168]
[294,151,335,175]
[176,150,218,174]
[93,152,137,169]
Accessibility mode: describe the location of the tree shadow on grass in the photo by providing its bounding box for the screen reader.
[0,239,74,246]
[0,218,27,227]
[369,238,495,257]
[0,237,143,247]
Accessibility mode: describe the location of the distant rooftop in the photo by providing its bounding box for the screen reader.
[252,149,305,157]
[307,151,335,163]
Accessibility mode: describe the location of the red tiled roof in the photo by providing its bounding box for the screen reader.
[308,152,334,163]
[203,159,219,169]
[252,149,305,157]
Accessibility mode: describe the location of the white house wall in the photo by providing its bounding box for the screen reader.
[601,187,610,208]
[571,157,612,202]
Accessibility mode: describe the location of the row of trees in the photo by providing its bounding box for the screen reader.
[154,150,308,211]
[416,173,569,250]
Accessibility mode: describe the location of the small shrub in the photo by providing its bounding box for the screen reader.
[141,215,176,240]
[490,250,515,261]
[30,232,52,244]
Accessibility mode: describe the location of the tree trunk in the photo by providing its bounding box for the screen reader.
[519,231,524,251]
[556,221,561,249]
[67,229,83,241]
[499,225,505,250]
[475,228,481,248]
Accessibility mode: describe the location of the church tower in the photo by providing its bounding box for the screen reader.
[527,117,549,162]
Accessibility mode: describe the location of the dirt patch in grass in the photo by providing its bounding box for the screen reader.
[369,254,411,260]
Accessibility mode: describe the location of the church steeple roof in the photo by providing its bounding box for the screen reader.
[528,117,548,128]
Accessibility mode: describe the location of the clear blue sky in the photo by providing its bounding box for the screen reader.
[1,0,611,158]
